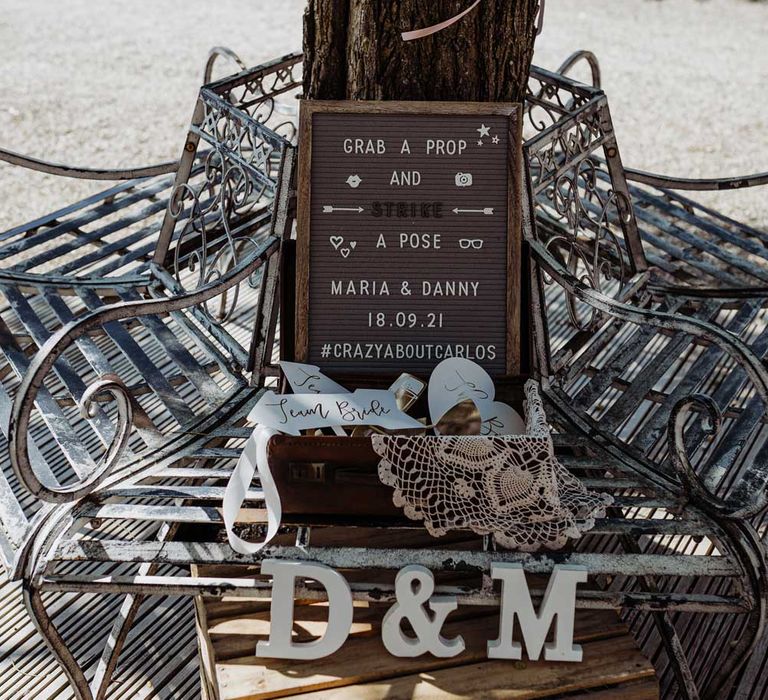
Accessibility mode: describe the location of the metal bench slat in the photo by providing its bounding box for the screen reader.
[559,454,639,471]
[0,375,58,494]
[635,198,768,282]
[182,304,249,368]
[116,288,230,406]
[189,447,242,459]
[631,185,768,270]
[41,290,117,377]
[89,242,157,278]
[558,315,627,383]
[635,225,746,287]
[161,308,244,386]
[51,540,741,577]
[572,300,717,424]
[0,177,173,264]
[572,322,668,412]
[705,392,768,490]
[77,184,220,279]
[634,298,764,454]
[81,503,224,524]
[151,266,252,369]
[140,470,651,492]
[15,196,169,274]
[597,300,722,432]
[685,318,768,466]
[76,287,197,427]
[152,467,236,479]
[53,219,162,278]
[98,485,263,500]
[39,573,750,613]
[587,184,768,285]
[78,502,710,538]
[1,285,120,447]
[0,179,149,243]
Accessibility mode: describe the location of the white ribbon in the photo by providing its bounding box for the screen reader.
[223,425,281,555]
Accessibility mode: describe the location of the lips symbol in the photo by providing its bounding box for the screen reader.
[346,175,362,188]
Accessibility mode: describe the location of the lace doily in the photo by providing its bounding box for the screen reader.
[371,381,613,551]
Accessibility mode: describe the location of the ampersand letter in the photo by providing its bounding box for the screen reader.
[382,565,465,658]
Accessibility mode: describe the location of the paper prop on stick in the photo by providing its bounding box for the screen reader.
[280,361,349,395]
[428,358,524,436]
[280,361,350,436]
[249,390,424,436]
[481,401,526,437]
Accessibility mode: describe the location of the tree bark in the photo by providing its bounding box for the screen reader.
[304,0,540,103]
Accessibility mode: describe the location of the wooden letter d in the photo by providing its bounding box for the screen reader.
[256,560,353,660]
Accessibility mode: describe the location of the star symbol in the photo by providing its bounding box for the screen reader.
[477,124,491,138]
[477,139,483,146]
[492,135,500,145]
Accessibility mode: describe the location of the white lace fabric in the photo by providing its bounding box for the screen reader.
[371,381,613,551]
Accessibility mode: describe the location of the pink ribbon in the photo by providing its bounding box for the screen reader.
[402,0,545,42]
[401,0,482,41]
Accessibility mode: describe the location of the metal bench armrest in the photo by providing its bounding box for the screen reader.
[8,236,279,505]
[530,237,768,519]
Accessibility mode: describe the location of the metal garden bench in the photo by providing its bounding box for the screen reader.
[0,50,766,700]
[526,52,768,698]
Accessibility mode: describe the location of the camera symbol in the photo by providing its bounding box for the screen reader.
[455,172,473,187]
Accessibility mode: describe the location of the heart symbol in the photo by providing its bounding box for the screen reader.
[349,241,357,249]
[330,236,344,250]
[340,248,351,259]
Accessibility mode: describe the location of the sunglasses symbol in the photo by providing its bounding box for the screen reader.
[459,239,484,250]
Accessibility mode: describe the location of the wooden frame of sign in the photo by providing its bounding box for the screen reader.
[296,100,523,380]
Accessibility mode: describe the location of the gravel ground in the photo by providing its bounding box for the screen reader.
[0,0,766,232]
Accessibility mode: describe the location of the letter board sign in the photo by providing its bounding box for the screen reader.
[296,101,522,377]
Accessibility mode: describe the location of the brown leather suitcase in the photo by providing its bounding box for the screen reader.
[268,435,401,517]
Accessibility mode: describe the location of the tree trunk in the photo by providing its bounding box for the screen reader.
[303,0,540,103]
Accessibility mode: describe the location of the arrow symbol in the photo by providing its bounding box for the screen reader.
[323,205,364,213]
[452,207,494,215]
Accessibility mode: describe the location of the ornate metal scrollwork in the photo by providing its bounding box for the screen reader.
[668,395,768,519]
[169,147,268,323]
[539,157,630,331]
[11,373,135,504]
[162,53,301,326]
[524,68,593,137]
[214,57,301,144]
[527,106,604,186]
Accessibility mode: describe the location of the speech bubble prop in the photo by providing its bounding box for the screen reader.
[428,358,524,436]
[481,401,526,437]
[280,361,349,395]
[249,390,423,436]
[429,358,494,422]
